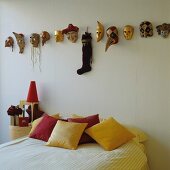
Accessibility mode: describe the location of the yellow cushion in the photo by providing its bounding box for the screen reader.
[85,117,135,151]
[46,120,87,150]
[29,113,60,135]
[29,117,43,134]
[126,126,147,143]
[50,113,60,119]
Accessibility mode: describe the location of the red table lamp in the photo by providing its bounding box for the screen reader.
[27,81,39,102]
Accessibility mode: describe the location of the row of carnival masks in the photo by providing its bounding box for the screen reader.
[5,21,170,53]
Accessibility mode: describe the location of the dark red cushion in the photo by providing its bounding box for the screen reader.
[29,114,58,142]
[68,114,100,144]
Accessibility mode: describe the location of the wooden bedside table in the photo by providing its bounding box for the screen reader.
[9,125,32,140]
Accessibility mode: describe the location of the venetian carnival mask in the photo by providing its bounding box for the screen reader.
[156,23,170,38]
[54,30,64,42]
[123,25,134,40]
[96,21,104,42]
[41,31,50,46]
[105,26,119,52]
[5,36,14,51]
[139,21,153,38]
[13,32,25,54]
[30,33,40,47]
[30,33,41,71]
[62,24,79,43]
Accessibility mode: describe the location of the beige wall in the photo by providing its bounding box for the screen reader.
[0,0,170,169]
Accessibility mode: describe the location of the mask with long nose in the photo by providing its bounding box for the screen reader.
[105,26,118,52]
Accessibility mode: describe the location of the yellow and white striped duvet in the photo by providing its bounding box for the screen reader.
[0,138,149,170]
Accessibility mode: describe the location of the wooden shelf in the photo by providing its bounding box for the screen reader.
[19,100,39,122]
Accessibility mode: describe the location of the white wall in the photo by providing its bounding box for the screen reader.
[0,0,170,169]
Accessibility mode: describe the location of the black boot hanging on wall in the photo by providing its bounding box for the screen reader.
[77,32,92,75]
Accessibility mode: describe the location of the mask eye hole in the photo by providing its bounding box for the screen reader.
[140,28,144,33]
[145,28,151,33]
[110,32,116,38]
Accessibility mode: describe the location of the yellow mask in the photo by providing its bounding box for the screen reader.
[123,25,134,40]
[96,21,104,42]
[54,30,64,42]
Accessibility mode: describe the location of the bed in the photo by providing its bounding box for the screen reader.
[0,137,149,170]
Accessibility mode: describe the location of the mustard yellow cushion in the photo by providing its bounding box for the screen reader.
[29,117,43,135]
[46,120,87,150]
[50,113,60,119]
[126,126,147,143]
[85,117,135,151]
[29,113,60,135]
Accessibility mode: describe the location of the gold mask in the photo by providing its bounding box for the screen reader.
[54,30,64,42]
[96,21,104,42]
[123,25,134,40]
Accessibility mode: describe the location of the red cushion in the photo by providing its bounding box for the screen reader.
[29,114,58,142]
[68,114,100,144]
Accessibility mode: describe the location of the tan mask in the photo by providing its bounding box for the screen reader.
[30,33,40,47]
[96,21,104,42]
[5,36,14,51]
[105,26,118,52]
[66,31,78,43]
[123,25,134,40]
[139,21,153,38]
[156,23,170,38]
[41,31,50,46]
[62,24,79,43]
[54,30,64,42]
[30,33,41,71]
[13,32,25,54]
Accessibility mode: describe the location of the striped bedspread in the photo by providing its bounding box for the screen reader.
[0,137,149,170]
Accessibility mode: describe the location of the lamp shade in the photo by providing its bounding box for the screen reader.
[26,81,39,102]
